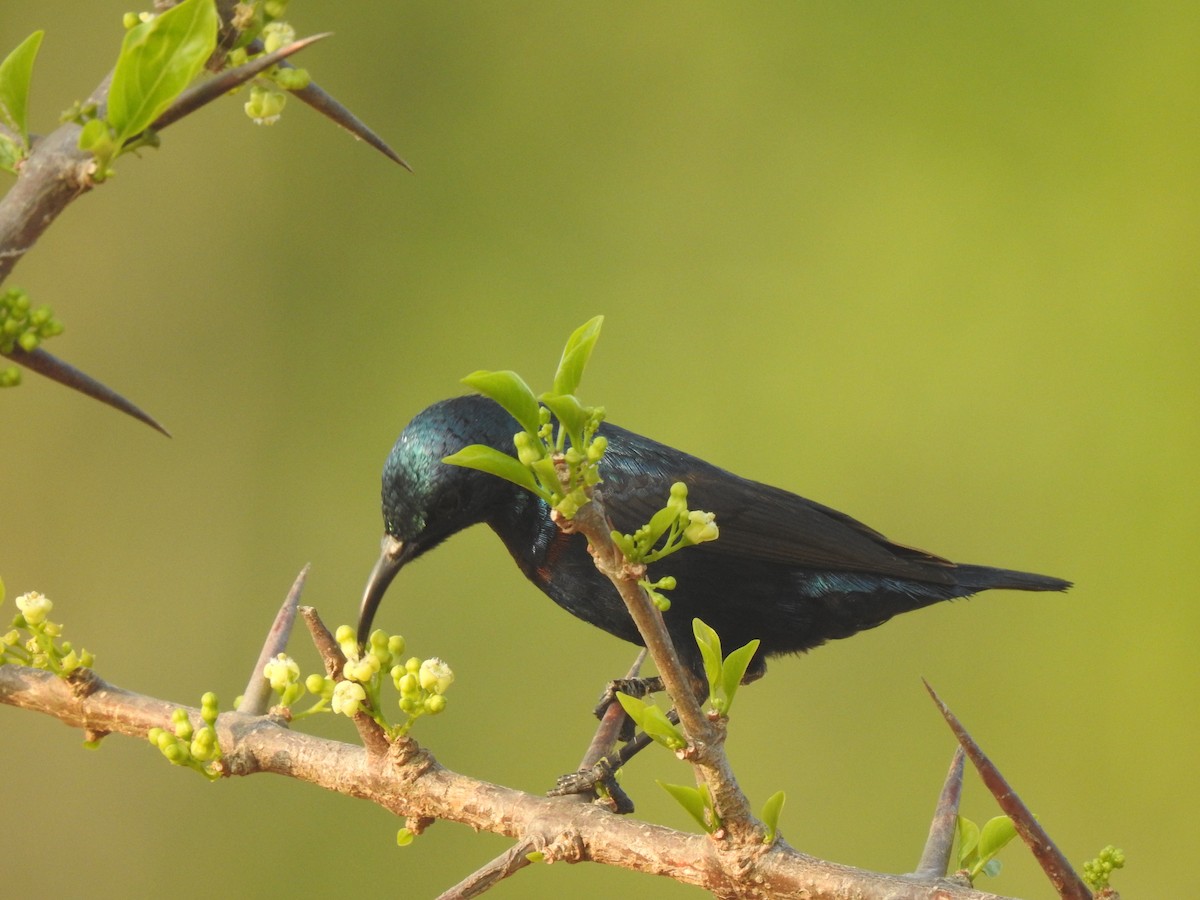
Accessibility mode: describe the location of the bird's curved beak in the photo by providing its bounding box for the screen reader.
[357,534,409,647]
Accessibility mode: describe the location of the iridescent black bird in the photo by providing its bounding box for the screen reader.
[358,395,1069,680]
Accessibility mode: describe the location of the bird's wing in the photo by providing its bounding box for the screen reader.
[598,424,956,585]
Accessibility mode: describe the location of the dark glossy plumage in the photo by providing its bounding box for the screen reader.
[358,395,1070,679]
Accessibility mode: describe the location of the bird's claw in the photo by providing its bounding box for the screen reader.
[548,758,635,814]
[593,675,665,719]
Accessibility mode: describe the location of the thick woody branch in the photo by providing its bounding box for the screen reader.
[0,662,1015,900]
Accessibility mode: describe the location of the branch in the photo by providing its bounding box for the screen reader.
[0,661,1015,900]
[563,490,759,841]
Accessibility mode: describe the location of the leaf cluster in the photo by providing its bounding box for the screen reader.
[443,316,607,518]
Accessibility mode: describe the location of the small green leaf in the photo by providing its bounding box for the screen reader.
[461,369,541,435]
[658,781,713,832]
[692,619,722,694]
[718,639,760,713]
[108,0,219,144]
[617,692,684,749]
[552,315,604,396]
[955,816,981,866]
[978,815,1019,861]
[77,117,117,175]
[395,827,414,846]
[525,851,545,863]
[539,392,589,451]
[442,445,548,500]
[760,790,786,844]
[0,31,43,146]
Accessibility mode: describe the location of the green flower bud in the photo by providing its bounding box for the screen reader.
[261,21,296,54]
[15,591,52,625]
[335,625,354,643]
[515,431,543,465]
[60,650,80,674]
[263,653,300,691]
[418,658,454,695]
[80,650,95,668]
[245,85,287,124]
[201,692,219,724]
[387,634,406,657]
[587,435,607,461]
[304,673,327,694]
[330,680,367,717]
[405,657,421,675]
[273,66,311,92]
[399,697,421,715]
[424,694,447,714]
[684,510,719,545]
[398,672,419,699]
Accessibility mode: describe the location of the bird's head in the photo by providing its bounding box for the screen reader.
[357,395,521,646]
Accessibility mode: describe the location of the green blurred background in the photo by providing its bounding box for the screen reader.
[2,3,1195,897]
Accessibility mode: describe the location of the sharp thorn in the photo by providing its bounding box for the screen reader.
[7,346,170,436]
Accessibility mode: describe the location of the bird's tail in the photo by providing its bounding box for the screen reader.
[954,563,1072,593]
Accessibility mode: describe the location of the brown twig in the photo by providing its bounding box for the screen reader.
[563,486,757,841]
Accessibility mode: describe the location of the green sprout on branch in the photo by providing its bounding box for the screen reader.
[443,315,607,519]
[78,0,219,179]
[692,618,759,717]
[953,814,1023,880]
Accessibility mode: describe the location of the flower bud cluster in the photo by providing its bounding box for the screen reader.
[326,626,454,738]
[1082,845,1125,891]
[148,693,222,781]
[1,588,94,676]
[1,289,64,385]
[612,481,720,566]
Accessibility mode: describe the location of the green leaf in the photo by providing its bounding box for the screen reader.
[77,117,117,176]
[692,618,723,694]
[107,0,218,144]
[539,392,589,451]
[955,816,981,866]
[718,639,760,713]
[617,692,685,749]
[461,369,541,436]
[395,827,414,847]
[760,790,786,844]
[978,815,1019,861]
[658,781,712,832]
[552,315,604,396]
[0,31,43,146]
[442,445,548,500]
[615,691,649,727]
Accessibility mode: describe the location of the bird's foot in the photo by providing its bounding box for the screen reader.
[548,757,635,815]
[593,675,665,719]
